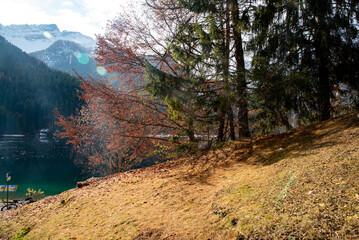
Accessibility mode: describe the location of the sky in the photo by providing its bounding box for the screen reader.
[0,0,139,39]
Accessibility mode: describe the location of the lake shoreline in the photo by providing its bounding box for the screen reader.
[0,134,83,201]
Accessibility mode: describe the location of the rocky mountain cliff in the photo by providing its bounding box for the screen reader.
[30,40,100,77]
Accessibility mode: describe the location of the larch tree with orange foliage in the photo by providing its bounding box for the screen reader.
[56,0,257,175]
[56,1,199,174]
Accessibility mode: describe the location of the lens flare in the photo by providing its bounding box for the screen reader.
[74,52,89,65]
[43,31,52,39]
[96,66,107,75]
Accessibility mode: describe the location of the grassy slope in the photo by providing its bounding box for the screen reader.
[1,112,359,239]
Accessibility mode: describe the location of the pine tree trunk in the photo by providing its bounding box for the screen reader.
[231,0,250,138]
[217,109,225,142]
[217,0,232,143]
[318,60,331,120]
[314,13,331,121]
[228,105,236,140]
[187,118,196,143]
[226,0,236,141]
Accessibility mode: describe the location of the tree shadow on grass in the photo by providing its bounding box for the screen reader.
[241,112,359,166]
[177,170,214,186]
[173,138,257,185]
[168,112,359,185]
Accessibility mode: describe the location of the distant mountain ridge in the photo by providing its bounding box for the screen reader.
[0,23,96,53]
[0,23,101,77]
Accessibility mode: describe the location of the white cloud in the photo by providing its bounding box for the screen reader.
[75,0,140,35]
[61,1,74,7]
[0,0,49,25]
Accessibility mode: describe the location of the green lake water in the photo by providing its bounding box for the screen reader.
[0,133,85,200]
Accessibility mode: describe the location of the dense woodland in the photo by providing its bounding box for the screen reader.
[0,35,80,133]
[55,0,358,175]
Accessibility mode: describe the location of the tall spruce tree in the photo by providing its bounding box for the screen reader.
[173,0,236,142]
[153,0,255,142]
[252,0,359,124]
[230,0,252,137]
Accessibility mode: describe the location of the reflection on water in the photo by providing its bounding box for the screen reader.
[0,133,84,199]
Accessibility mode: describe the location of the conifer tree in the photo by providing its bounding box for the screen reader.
[252,0,359,123]
[153,0,255,141]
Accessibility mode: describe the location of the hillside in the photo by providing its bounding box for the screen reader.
[0,35,80,133]
[1,112,359,239]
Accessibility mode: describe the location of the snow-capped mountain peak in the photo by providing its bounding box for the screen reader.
[30,39,100,77]
[0,24,96,53]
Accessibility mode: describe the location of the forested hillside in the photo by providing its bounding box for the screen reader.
[0,35,80,133]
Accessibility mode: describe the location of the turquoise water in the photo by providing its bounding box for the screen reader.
[0,134,84,200]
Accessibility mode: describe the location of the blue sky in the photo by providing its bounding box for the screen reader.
[0,0,136,38]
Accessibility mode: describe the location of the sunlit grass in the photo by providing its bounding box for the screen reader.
[1,112,359,239]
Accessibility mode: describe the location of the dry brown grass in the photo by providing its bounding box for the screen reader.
[1,112,359,239]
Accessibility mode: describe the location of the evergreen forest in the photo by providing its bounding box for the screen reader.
[0,35,80,134]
